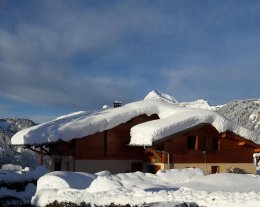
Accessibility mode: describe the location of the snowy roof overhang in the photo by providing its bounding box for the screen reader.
[11,100,260,146]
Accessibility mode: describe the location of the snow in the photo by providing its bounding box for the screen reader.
[31,168,260,207]
[36,171,95,191]
[144,90,224,110]
[1,164,23,171]
[179,99,223,111]
[11,99,260,146]
[217,99,260,134]
[250,112,260,130]
[102,105,109,109]
[144,89,179,103]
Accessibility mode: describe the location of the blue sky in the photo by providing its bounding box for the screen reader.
[0,0,260,123]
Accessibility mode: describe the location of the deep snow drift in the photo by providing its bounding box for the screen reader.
[32,168,260,207]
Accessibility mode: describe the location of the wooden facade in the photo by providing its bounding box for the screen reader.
[145,124,260,174]
[44,118,260,174]
[47,114,159,173]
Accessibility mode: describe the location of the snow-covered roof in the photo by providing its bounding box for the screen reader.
[11,99,260,146]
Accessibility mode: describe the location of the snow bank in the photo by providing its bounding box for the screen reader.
[11,99,260,146]
[156,168,205,185]
[31,169,260,207]
[36,171,95,191]
[178,173,260,192]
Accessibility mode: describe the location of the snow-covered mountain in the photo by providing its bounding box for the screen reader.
[144,90,178,103]
[144,90,260,133]
[0,118,36,144]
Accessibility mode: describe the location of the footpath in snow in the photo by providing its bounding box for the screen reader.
[32,168,260,207]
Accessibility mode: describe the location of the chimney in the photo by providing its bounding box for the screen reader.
[113,100,122,108]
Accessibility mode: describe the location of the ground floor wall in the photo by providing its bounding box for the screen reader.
[50,157,144,173]
[74,160,143,174]
[49,156,257,175]
[173,163,256,174]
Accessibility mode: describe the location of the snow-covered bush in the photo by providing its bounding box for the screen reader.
[226,167,248,174]
[46,201,139,207]
[1,164,23,171]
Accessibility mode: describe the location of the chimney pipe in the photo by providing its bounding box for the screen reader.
[113,100,122,108]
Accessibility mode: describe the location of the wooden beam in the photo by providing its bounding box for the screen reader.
[104,130,108,156]
[221,133,228,138]
[42,147,49,154]
[238,141,246,146]
[49,145,62,156]
[40,146,44,166]
[195,136,199,150]
[26,146,49,155]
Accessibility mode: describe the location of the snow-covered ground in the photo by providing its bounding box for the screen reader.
[32,168,260,207]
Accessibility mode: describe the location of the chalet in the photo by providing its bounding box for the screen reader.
[11,100,260,174]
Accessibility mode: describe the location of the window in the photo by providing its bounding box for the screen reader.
[212,137,219,150]
[131,162,143,172]
[201,137,206,151]
[211,166,220,173]
[146,164,161,174]
[187,136,196,149]
[54,159,61,171]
